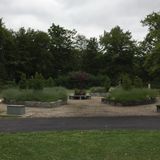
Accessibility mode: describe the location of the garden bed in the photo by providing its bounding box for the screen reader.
[102,88,158,106]
[1,87,68,108]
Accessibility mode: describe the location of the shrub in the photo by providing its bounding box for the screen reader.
[2,87,67,102]
[107,87,158,104]
[27,77,34,89]
[55,75,69,88]
[121,74,132,90]
[151,77,160,89]
[45,77,55,87]
[0,80,4,90]
[134,76,143,88]
[104,76,111,92]
[74,89,86,95]
[55,72,111,89]
[32,72,44,90]
[19,73,27,89]
[69,71,91,89]
[1,80,17,90]
[90,87,106,93]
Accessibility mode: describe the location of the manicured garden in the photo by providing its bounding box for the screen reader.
[104,87,158,106]
[0,130,160,160]
[1,87,67,103]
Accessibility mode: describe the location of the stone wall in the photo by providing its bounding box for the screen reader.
[4,100,67,108]
[25,100,67,108]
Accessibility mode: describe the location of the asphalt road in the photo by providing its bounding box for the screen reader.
[1,116,160,133]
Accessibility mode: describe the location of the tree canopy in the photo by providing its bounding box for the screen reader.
[0,11,160,87]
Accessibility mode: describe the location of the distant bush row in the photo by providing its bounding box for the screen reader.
[1,71,160,91]
[17,71,110,90]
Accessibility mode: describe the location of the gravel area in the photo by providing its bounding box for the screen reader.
[0,97,160,118]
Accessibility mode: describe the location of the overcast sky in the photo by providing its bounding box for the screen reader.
[0,0,160,41]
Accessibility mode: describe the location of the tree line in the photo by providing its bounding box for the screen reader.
[0,12,160,88]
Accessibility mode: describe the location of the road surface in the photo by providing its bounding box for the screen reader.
[0,116,160,132]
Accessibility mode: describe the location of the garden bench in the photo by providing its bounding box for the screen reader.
[69,94,91,100]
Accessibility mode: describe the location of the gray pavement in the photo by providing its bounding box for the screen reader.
[1,116,160,132]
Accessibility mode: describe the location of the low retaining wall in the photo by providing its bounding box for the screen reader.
[25,100,67,108]
[4,100,67,108]
[101,98,156,106]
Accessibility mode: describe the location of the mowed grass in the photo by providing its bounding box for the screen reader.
[0,130,160,160]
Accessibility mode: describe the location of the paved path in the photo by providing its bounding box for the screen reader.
[1,116,160,132]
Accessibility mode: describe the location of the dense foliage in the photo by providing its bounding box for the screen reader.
[0,12,160,88]
[106,87,157,105]
[90,87,106,93]
[1,87,67,102]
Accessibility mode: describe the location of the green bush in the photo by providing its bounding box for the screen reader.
[107,87,158,103]
[19,73,27,89]
[45,77,55,87]
[134,76,143,88]
[32,72,44,90]
[121,74,132,90]
[104,76,111,92]
[27,77,34,89]
[74,89,86,95]
[90,87,106,93]
[0,80,17,90]
[2,87,67,102]
[55,73,108,89]
[55,75,69,88]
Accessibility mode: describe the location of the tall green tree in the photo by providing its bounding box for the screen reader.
[100,26,137,84]
[15,28,51,79]
[0,18,6,81]
[74,34,88,70]
[0,18,16,81]
[142,12,160,82]
[48,23,77,76]
[82,37,100,74]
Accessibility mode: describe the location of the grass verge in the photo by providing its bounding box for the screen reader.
[0,130,160,160]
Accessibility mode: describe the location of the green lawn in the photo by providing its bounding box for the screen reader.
[0,130,160,160]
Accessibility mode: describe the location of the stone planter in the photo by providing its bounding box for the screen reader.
[24,100,67,108]
[5,99,67,108]
[7,105,25,115]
